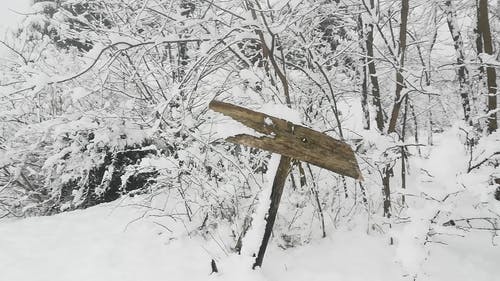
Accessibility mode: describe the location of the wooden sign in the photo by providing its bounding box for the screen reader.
[209,100,362,180]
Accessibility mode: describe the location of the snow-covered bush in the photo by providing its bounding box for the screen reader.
[0,114,160,215]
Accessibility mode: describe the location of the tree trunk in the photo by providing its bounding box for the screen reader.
[383,0,410,219]
[445,0,472,124]
[382,165,392,218]
[365,0,384,131]
[387,0,410,134]
[477,0,498,133]
[357,14,370,130]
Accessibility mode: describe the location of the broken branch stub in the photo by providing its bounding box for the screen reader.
[209,100,363,180]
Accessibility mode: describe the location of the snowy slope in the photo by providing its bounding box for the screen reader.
[0,201,212,281]
[1,197,498,281]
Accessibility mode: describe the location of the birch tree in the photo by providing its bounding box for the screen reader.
[444,0,472,125]
[362,0,384,132]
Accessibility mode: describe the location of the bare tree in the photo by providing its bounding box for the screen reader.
[476,0,498,133]
[387,0,410,134]
[362,0,384,132]
[357,14,370,130]
[444,0,472,125]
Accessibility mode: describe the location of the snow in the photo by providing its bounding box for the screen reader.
[420,124,468,195]
[209,102,301,140]
[1,1,499,280]
[211,114,265,139]
[419,232,500,281]
[241,154,281,257]
[478,53,500,66]
[239,69,261,85]
[70,87,92,102]
[2,119,500,281]
[140,156,178,171]
[1,200,498,281]
[256,103,302,124]
[263,231,402,281]
[0,201,210,281]
[0,0,31,53]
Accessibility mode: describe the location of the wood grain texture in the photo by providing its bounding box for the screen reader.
[209,100,363,180]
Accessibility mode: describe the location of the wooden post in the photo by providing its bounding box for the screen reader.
[209,100,363,268]
[253,156,291,268]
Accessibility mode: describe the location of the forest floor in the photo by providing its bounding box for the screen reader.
[0,196,498,281]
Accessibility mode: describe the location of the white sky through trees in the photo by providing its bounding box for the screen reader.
[0,0,30,31]
[0,0,30,54]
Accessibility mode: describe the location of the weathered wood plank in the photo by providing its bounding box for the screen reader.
[209,100,363,180]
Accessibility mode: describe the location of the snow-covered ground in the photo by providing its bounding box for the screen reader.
[1,197,498,281]
[1,105,498,281]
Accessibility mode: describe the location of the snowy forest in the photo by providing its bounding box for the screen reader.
[0,0,499,280]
